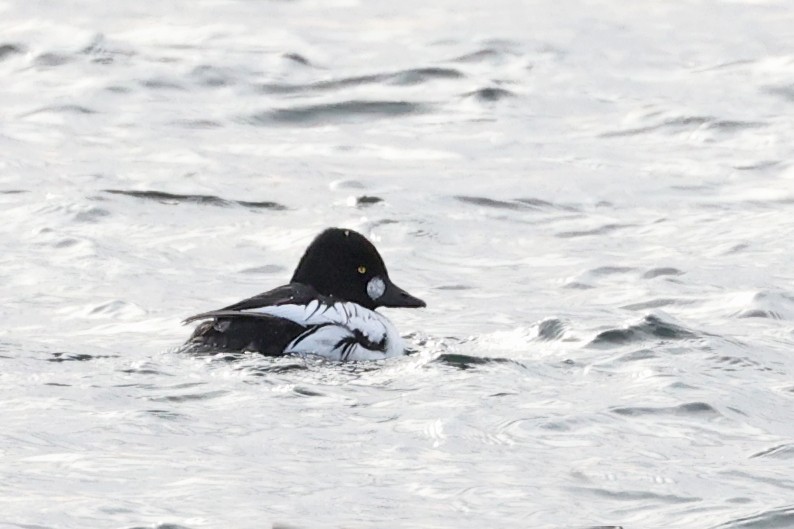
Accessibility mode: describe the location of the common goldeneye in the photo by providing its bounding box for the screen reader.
[184,228,426,361]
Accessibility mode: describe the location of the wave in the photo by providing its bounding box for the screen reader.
[258,67,463,94]
[246,100,426,126]
[103,189,287,210]
[590,314,698,347]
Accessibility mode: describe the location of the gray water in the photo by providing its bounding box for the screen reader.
[2,1,794,527]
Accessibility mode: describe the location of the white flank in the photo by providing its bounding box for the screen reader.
[243,301,404,361]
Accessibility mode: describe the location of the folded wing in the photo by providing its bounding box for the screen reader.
[184,283,403,360]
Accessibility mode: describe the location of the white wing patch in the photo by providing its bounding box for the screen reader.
[243,300,404,361]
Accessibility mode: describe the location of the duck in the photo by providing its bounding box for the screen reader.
[183,228,426,361]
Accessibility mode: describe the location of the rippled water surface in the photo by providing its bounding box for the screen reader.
[3,1,794,527]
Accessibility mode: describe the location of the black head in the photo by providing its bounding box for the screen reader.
[291,228,426,311]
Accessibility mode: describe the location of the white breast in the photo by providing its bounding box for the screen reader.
[243,300,405,361]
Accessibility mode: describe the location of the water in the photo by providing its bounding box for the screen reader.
[2,0,794,527]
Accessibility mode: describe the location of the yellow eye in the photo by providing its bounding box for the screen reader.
[357,265,367,274]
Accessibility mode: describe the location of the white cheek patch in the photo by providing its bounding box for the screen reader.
[367,276,386,300]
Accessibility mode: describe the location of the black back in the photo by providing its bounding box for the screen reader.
[187,316,305,356]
